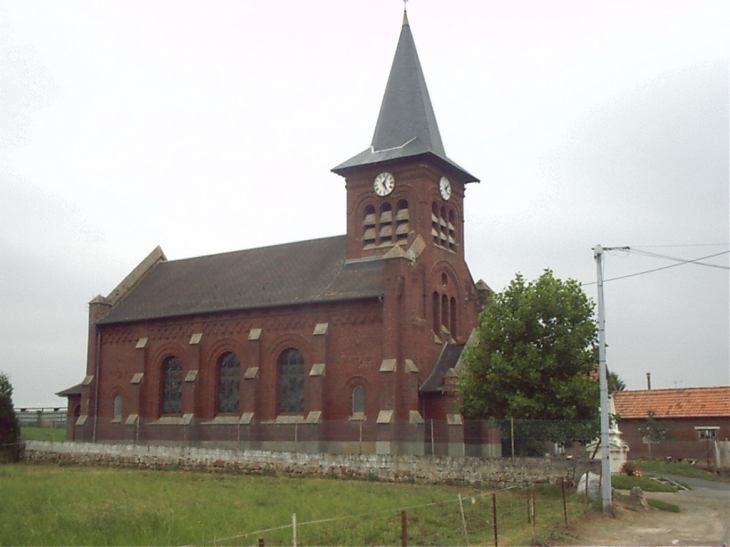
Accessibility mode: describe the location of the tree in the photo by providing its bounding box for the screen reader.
[458,270,600,452]
[0,372,21,462]
[607,370,626,393]
[638,410,671,459]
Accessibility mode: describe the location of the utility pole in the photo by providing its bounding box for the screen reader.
[593,244,629,512]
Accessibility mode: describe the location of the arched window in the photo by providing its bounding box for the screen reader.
[440,206,448,247]
[278,348,304,414]
[448,209,457,250]
[161,356,182,415]
[450,296,457,335]
[395,200,409,244]
[113,394,123,420]
[431,202,440,245]
[217,352,240,414]
[352,385,365,415]
[441,294,449,332]
[379,202,393,245]
[432,291,440,334]
[362,204,376,249]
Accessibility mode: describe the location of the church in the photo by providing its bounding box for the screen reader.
[59,11,494,456]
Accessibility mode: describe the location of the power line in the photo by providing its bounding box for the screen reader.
[630,248,730,270]
[628,243,729,248]
[582,249,730,286]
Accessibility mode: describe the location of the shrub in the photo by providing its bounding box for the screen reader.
[0,372,21,462]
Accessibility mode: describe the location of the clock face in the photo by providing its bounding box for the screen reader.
[373,172,395,197]
[439,176,452,201]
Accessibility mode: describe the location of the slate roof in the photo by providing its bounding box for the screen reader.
[56,384,82,397]
[332,12,478,183]
[420,343,465,393]
[98,235,384,325]
[613,387,730,419]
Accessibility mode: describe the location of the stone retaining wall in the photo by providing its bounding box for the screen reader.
[24,441,599,487]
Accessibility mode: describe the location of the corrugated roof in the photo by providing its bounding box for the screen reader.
[332,12,477,183]
[99,235,383,324]
[614,387,730,419]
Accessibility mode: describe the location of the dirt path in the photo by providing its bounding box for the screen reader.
[557,488,730,546]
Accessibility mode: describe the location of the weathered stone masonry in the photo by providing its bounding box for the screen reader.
[24,441,597,487]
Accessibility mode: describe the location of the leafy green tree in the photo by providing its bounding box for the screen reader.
[638,410,671,459]
[458,270,600,452]
[0,372,21,462]
[607,370,626,393]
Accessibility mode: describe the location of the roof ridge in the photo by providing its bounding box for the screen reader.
[161,234,347,264]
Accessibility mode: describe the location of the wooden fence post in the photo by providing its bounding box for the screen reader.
[401,510,407,547]
[492,493,498,547]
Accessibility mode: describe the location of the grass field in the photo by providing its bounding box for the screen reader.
[20,427,66,442]
[636,460,727,482]
[0,464,589,546]
[610,474,679,492]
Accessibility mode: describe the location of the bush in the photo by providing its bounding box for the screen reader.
[0,373,21,462]
[621,461,642,476]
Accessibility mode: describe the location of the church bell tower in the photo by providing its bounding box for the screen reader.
[332,11,479,263]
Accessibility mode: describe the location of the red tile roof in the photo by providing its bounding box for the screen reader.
[614,387,730,419]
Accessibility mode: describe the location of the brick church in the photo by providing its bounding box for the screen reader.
[59,12,494,456]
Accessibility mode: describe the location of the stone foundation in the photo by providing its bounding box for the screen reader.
[23,441,598,487]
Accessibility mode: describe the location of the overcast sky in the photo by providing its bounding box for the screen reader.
[1,0,727,407]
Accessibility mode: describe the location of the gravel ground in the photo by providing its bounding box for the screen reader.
[555,477,729,546]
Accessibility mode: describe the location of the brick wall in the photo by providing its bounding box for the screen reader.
[23,441,597,487]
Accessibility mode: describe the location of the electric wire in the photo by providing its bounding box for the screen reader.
[630,247,729,270]
[582,249,729,286]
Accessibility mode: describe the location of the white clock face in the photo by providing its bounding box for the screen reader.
[373,172,395,196]
[439,176,452,201]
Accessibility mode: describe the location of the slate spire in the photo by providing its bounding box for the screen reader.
[370,11,445,156]
[333,12,477,182]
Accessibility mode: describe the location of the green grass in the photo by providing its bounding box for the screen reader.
[610,474,678,492]
[20,426,66,442]
[637,460,727,482]
[646,498,681,512]
[0,464,589,546]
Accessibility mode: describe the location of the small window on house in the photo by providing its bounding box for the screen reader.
[352,385,365,416]
[113,394,123,420]
[161,356,183,415]
[217,352,241,414]
[278,348,304,414]
[695,426,719,440]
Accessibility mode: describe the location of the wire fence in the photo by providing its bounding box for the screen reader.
[64,416,605,457]
[14,407,67,428]
[179,481,587,547]
[18,413,728,469]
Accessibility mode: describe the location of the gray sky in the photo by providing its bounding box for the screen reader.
[1,0,728,407]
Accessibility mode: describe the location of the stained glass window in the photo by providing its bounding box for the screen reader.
[161,356,182,415]
[217,352,240,414]
[278,348,304,414]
